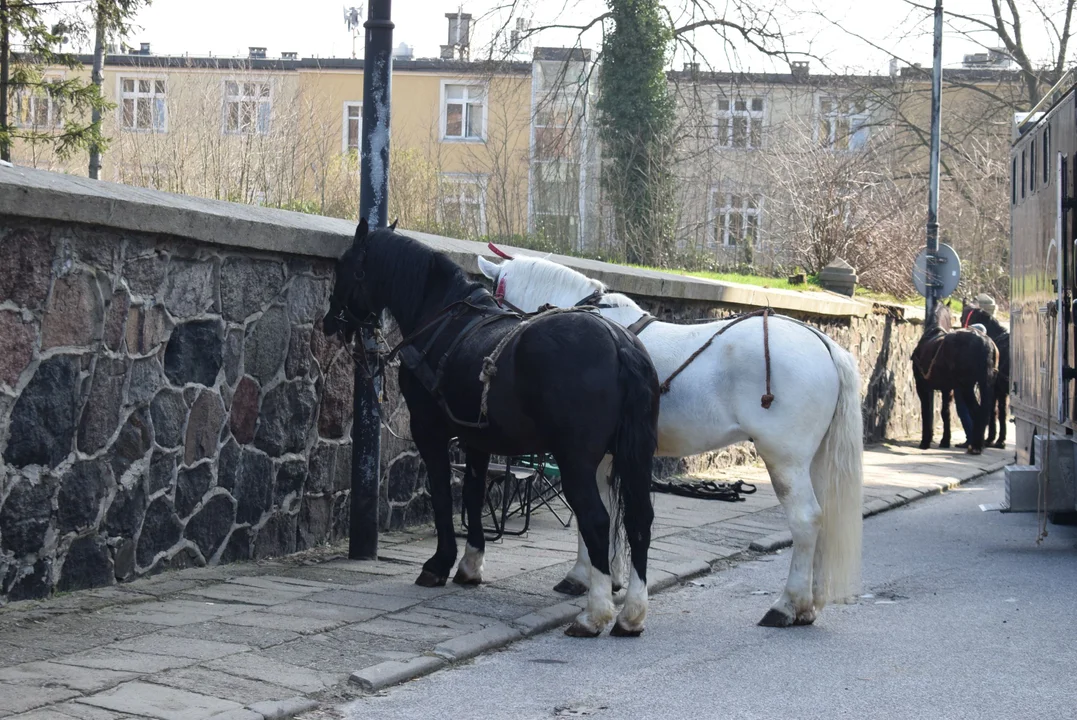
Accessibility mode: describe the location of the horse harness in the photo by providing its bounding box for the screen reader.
[373,288,621,430]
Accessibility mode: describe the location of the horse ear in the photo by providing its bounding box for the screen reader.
[389,218,399,232]
[354,218,369,246]
[477,255,501,280]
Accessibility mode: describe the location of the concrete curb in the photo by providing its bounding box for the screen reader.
[432,622,523,662]
[350,655,448,693]
[748,458,1010,553]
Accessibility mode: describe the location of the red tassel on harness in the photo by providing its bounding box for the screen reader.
[488,242,514,260]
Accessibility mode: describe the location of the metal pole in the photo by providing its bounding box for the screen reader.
[924,0,944,329]
[350,0,393,560]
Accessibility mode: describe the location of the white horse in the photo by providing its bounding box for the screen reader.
[477,251,864,627]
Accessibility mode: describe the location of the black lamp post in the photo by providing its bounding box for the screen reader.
[350,0,393,560]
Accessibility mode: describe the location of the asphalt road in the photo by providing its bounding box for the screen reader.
[340,471,1077,720]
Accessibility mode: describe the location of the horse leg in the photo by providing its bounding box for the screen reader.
[554,456,620,595]
[453,448,491,585]
[558,460,616,638]
[410,417,456,587]
[939,390,952,449]
[916,374,934,450]
[995,389,1008,447]
[611,457,654,637]
[758,461,821,627]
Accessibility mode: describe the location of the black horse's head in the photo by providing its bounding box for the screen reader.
[323,217,398,341]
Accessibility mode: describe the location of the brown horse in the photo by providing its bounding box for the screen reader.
[912,311,999,454]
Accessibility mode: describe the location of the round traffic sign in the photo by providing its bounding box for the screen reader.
[912,243,962,298]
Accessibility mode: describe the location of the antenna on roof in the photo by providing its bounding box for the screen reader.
[344,6,363,59]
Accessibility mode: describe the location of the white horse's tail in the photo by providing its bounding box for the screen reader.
[810,338,864,607]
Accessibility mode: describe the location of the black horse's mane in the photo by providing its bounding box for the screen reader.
[964,307,1006,337]
[359,228,488,327]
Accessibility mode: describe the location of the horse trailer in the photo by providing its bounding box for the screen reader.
[1004,73,1077,520]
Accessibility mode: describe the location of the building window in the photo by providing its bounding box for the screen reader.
[710,192,762,249]
[13,78,63,129]
[225,80,271,135]
[442,83,485,140]
[120,77,166,132]
[818,97,869,150]
[717,96,764,148]
[1030,138,1037,193]
[438,175,486,236]
[343,102,362,153]
[1043,124,1051,185]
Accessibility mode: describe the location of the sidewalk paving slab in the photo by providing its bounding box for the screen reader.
[0,441,1013,720]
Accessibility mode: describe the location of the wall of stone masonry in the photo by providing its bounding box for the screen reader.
[0,172,929,603]
[0,218,369,601]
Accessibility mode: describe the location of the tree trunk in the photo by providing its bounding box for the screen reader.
[88,0,107,179]
[1,0,11,162]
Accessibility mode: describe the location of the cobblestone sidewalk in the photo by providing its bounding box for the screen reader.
[0,443,1011,720]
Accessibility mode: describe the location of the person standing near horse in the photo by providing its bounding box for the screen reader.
[960,293,1009,448]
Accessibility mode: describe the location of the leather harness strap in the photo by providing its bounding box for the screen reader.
[627,314,659,336]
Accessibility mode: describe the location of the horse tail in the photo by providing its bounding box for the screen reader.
[609,336,659,588]
[810,337,864,607]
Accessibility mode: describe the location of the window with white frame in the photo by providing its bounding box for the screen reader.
[716,96,764,149]
[438,175,486,236]
[818,97,869,151]
[225,80,271,135]
[343,102,362,153]
[710,192,762,249]
[120,77,167,132]
[442,83,485,140]
[13,77,64,129]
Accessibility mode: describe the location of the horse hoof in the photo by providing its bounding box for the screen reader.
[610,621,643,637]
[554,578,588,596]
[415,570,447,587]
[918,441,931,450]
[758,608,795,628]
[993,440,1006,449]
[564,622,602,638]
[939,440,951,449]
[452,571,482,586]
[968,448,983,456]
[794,612,817,626]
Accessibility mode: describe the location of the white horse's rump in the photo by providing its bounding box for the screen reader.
[478,254,864,626]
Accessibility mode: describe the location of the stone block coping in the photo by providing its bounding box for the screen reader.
[0,162,877,318]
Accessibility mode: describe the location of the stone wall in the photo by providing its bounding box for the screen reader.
[0,218,361,601]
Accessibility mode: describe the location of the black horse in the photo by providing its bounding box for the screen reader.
[960,305,1010,448]
[912,312,999,454]
[323,221,660,637]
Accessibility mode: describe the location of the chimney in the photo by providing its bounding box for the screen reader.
[444,10,472,60]
[139,42,151,55]
[790,60,809,79]
[889,58,898,79]
[281,51,298,61]
[249,46,267,59]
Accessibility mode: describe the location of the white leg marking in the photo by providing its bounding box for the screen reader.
[575,568,615,633]
[615,567,648,632]
[564,529,591,587]
[455,543,485,583]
